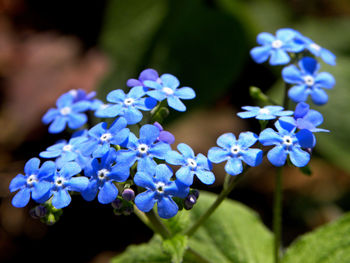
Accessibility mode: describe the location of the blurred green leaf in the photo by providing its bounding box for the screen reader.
[282,212,350,263]
[112,191,273,263]
[98,0,168,98]
[162,234,188,263]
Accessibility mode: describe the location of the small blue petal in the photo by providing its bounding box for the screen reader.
[175,87,196,99]
[12,188,31,208]
[288,85,308,103]
[208,147,229,163]
[267,145,287,167]
[9,174,26,192]
[135,190,157,212]
[160,74,180,89]
[289,147,310,167]
[241,148,263,167]
[157,196,178,219]
[311,88,328,105]
[52,189,71,209]
[217,133,236,149]
[24,158,40,175]
[259,128,282,146]
[195,169,215,185]
[225,158,243,176]
[98,181,118,204]
[176,166,193,186]
[167,96,186,112]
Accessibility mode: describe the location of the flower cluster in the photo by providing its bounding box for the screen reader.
[10,69,201,219]
[9,28,335,223]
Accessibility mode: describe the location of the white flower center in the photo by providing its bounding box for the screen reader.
[230,145,241,155]
[304,75,315,86]
[271,39,283,49]
[97,169,109,180]
[63,144,73,151]
[259,108,270,115]
[137,144,149,154]
[162,87,174,95]
[309,43,321,52]
[69,89,78,97]
[55,177,65,187]
[283,136,293,146]
[100,133,112,142]
[156,182,165,194]
[124,98,134,106]
[187,158,197,169]
[60,107,71,116]
[26,175,37,185]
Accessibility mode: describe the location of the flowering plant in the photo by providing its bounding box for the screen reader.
[9,28,346,263]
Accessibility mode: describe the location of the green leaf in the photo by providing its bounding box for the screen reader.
[282,212,350,263]
[162,234,188,263]
[112,191,273,263]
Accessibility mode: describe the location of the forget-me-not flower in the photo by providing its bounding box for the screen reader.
[282,57,335,105]
[134,164,189,219]
[259,120,314,167]
[237,106,293,120]
[68,89,96,104]
[39,135,88,167]
[116,124,171,173]
[295,35,336,66]
[208,132,263,176]
[96,86,157,124]
[9,158,56,207]
[127,68,160,88]
[166,143,215,186]
[250,28,304,65]
[144,74,196,112]
[42,93,91,133]
[82,149,130,204]
[80,117,130,158]
[47,162,89,209]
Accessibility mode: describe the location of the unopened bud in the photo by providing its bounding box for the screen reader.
[111,198,123,210]
[184,194,197,210]
[122,188,135,201]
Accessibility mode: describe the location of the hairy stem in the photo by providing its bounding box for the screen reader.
[145,209,171,239]
[273,167,283,263]
[184,173,244,237]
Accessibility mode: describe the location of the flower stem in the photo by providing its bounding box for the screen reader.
[273,167,283,263]
[184,173,244,237]
[145,208,171,239]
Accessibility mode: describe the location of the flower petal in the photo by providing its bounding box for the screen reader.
[208,147,229,163]
[157,196,178,219]
[267,145,287,167]
[135,190,156,212]
[12,188,31,208]
[52,189,71,209]
[289,147,310,167]
[98,181,118,204]
[225,158,243,176]
[167,96,186,112]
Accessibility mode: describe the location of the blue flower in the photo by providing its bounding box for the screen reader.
[259,120,314,167]
[68,89,96,104]
[282,57,335,105]
[250,28,304,65]
[237,106,293,120]
[279,102,329,133]
[47,162,89,209]
[81,149,130,204]
[80,117,129,158]
[116,124,171,173]
[294,35,336,66]
[144,74,196,112]
[278,102,329,148]
[96,86,157,124]
[127,68,160,88]
[153,122,175,145]
[39,135,88,167]
[134,164,189,219]
[42,93,91,133]
[90,99,113,118]
[166,143,215,186]
[9,158,56,207]
[208,132,263,176]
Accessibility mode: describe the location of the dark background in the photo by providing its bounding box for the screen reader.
[0,0,350,262]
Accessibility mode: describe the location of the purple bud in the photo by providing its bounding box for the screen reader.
[122,188,135,201]
[184,194,197,210]
[191,189,200,200]
[111,199,123,210]
[30,205,47,219]
[158,131,175,145]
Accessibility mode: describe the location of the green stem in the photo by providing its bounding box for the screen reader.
[283,83,291,109]
[145,209,171,239]
[273,167,283,263]
[184,173,244,237]
[187,247,214,263]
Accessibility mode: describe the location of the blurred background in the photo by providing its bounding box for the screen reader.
[0,0,350,262]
